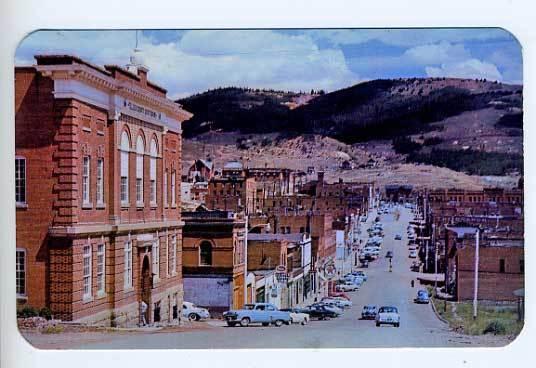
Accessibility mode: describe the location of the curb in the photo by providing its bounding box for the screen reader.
[430,298,450,325]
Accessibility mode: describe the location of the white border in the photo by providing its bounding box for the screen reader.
[0,1,534,368]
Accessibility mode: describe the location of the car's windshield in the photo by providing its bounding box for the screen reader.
[379,307,398,313]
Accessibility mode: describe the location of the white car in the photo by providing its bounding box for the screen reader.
[336,283,359,292]
[376,306,400,327]
[182,301,210,321]
[409,249,418,258]
[281,308,310,325]
[322,298,352,309]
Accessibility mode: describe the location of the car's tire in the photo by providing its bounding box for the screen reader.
[274,319,284,327]
[240,317,250,327]
[396,323,400,328]
[301,318,308,325]
[227,321,236,327]
[289,318,294,324]
[376,322,380,327]
[262,322,270,327]
[188,313,200,322]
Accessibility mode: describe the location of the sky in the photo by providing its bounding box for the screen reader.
[15,28,522,99]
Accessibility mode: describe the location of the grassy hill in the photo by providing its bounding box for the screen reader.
[179,78,522,142]
[178,78,523,177]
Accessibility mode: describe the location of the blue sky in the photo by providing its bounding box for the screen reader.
[16,28,522,99]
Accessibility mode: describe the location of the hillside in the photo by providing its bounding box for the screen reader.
[179,78,523,184]
[179,87,320,138]
[179,78,522,143]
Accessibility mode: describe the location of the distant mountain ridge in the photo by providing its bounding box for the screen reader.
[178,78,522,144]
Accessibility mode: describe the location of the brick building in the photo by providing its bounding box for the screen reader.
[444,227,524,301]
[205,176,256,214]
[247,233,313,308]
[15,54,192,326]
[187,159,213,183]
[181,209,246,313]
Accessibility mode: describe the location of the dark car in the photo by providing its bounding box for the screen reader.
[386,251,393,258]
[303,305,339,320]
[361,305,377,319]
[414,290,430,304]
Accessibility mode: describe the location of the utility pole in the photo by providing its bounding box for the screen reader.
[433,223,437,295]
[473,228,480,320]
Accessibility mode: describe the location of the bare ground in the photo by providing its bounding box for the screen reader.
[183,132,519,190]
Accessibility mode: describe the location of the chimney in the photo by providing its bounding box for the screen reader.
[137,66,148,86]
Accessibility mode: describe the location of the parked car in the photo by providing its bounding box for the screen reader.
[223,303,291,327]
[280,308,310,325]
[360,260,369,268]
[408,244,417,251]
[385,251,393,258]
[395,234,402,240]
[328,291,351,300]
[361,305,377,319]
[414,290,430,304]
[322,297,353,309]
[351,271,368,281]
[302,305,338,320]
[344,275,364,286]
[409,250,418,258]
[182,301,210,321]
[336,283,359,292]
[311,302,343,316]
[376,306,400,327]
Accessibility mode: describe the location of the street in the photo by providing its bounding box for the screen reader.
[67,206,505,349]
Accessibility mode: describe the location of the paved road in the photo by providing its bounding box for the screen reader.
[77,206,487,349]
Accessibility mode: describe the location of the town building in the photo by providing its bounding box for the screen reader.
[15,53,192,326]
[444,227,524,301]
[205,176,256,214]
[247,233,313,308]
[181,209,246,314]
[187,159,214,183]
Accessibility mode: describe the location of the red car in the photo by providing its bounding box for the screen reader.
[328,291,350,300]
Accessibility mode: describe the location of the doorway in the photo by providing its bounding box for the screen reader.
[141,255,152,324]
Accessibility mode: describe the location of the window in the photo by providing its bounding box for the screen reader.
[83,245,92,299]
[150,138,157,205]
[171,171,176,206]
[499,259,505,273]
[15,158,26,204]
[96,158,104,204]
[520,259,524,273]
[170,235,177,274]
[82,156,91,204]
[164,170,168,206]
[199,241,212,266]
[120,131,130,204]
[136,135,145,205]
[124,241,132,289]
[96,244,105,294]
[16,249,26,297]
[152,238,160,279]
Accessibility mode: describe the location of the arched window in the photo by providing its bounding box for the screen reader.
[199,241,213,266]
[120,131,131,204]
[136,135,145,205]
[150,137,158,205]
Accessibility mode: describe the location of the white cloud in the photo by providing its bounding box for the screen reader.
[16,30,360,98]
[425,59,503,81]
[404,41,471,65]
